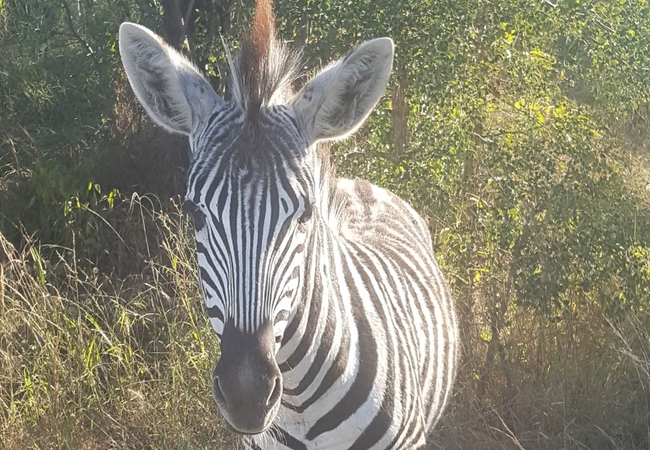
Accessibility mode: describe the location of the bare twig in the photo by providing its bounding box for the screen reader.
[183,0,195,29]
[182,0,196,51]
[60,0,102,76]
[491,407,527,450]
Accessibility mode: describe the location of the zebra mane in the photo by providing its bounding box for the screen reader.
[228,0,300,119]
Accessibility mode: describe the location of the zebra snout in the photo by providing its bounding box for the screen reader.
[211,324,283,435]
[212,362,282,435]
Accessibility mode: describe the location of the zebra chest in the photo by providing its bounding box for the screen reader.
[246,292,428,449]
[246,399,425,450]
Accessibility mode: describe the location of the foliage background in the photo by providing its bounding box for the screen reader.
[1,0,650,448]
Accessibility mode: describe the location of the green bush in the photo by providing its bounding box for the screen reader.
[1,0,649,448]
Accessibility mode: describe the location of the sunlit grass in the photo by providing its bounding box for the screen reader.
[436,300,650,449]
[1,198,649,449]
[0,200,239,449]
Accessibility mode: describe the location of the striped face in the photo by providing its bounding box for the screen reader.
[185,104,315,348]
[185,105,315,434]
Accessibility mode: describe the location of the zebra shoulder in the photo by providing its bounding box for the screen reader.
[334,178,431,247]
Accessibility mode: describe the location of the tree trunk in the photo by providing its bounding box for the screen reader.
[161,0,195,51]
[391,64,410,156]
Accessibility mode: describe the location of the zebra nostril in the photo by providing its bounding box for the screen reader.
[213,377,227,406]
[267,377,282,406]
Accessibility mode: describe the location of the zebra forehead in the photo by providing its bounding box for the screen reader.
[188,113,311,200]
[195,107,303,157]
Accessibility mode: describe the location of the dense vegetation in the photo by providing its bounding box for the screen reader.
[1,0,649,448]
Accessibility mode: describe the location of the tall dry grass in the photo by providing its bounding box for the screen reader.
[437,298,650,449]
[0,199,239,449]
[1,196,649,449]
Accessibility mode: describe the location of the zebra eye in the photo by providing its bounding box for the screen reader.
[182,199,206,230]
[298,202,313,224]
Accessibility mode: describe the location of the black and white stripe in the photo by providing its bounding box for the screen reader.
[118,4,458,447]
[185,103,458,449]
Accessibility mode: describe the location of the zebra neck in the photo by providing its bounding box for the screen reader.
[276,221,360,409]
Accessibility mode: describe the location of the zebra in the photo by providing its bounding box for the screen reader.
[119,0,458,448]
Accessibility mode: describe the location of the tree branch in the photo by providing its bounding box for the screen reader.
[182,0,195,51]
[60,0,102,76]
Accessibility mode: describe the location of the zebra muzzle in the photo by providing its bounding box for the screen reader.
[212,323,283,435]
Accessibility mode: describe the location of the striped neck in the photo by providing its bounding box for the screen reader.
[276,216,357,409]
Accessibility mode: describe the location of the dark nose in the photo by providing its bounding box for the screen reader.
[212,322,282,435]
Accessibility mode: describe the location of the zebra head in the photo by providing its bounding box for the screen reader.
[119,0,393,436]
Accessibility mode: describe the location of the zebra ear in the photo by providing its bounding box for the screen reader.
[119,22,223,136]
[290,38,394,143]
